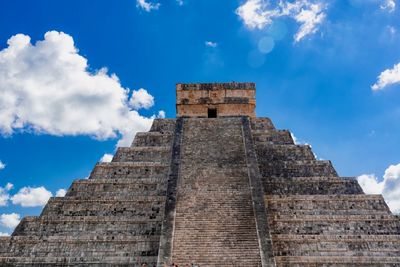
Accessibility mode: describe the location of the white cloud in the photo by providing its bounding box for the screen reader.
[0,160,5,170]
[357,163,400,213]
[357,174,384,194]
[381,0,396,12]
[100,153,113,163]
[0,183,13,206]
[290,132,310,146]
[371,62,400,91]
[129,88,154,110]
[11,186,52,207]
[205,41,218,48]
[290,133,299,144]
[236,0,326,42]
[136,0,160,11]
[388,25,397,36]
[0,232,10,236]
[55,188,66,197]
[0,192,9,206]
[5,183,13,191]
[157,110,166,118]
[292,3,326,42]
[0,213,20,229]
[0,31,158,147]
[236,0,279,30]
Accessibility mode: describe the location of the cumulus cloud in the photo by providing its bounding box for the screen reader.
[205,41,218,48]
[0,213,20,229]
[236,0,326,42]
[11,186,52,207]
[357,163,400,213]
[136,0,160,11]
[0,183,13,206]
[100,153,113,163]
[0,232,10,236]
[357,174,385,194]
[0,31,160,147]
[0,161,5,170]
[371,62,400,91]
[129,88,154,110]
[236,0,279,29]
[55,188,66,197]
[381,0,396,12]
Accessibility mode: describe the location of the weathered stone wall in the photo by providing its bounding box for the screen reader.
[176,82,256,117]
[0,118,176,266]
[249,117,400,266]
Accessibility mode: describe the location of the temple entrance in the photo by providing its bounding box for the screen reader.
[208,108,217,118]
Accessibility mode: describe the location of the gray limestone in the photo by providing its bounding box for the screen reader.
[0,113,399,266]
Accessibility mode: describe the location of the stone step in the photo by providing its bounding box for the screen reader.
[263,176,363,195]
[175,218,257,224]
[0,236,160,258]
[173,241,261,247]
[252,129,293,145]
[149,118,176,133]
[7,235,160,242]
[178,186,251,192]
[66,178,166,198]
[132,131,173,147]
[256,143,315,161]
[272,234,400,257]
[259,160,338,178]
[274,256,400,266]
[178,164,248,179]
[112,146,171,163]
[250,117,275,130]
[179,157,247,165]
[13,216,162,237]
[270,214,400,235]
[0,238,10,254]
[172,259,261,267]
[0,256,157,265]
[88,162,169,180]
[266,194,391,216]
[40,197,165,218]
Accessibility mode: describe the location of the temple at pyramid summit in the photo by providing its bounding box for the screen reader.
[1,82,400,266]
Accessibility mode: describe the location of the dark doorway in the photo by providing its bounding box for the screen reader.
[208,108,217,118]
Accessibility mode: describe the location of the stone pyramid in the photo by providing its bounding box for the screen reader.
[0,82,399,266]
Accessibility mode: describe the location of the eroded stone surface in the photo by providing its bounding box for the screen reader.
[1,83,399,267]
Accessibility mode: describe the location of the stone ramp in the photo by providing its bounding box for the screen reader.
[171,118,262,266]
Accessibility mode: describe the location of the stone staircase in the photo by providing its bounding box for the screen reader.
[250,117,400,266]
[0,115,399,266]
[171,118,262,266]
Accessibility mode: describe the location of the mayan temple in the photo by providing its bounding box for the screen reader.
[1,82,400,266]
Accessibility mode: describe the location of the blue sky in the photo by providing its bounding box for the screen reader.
[0,0,400,234]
